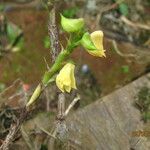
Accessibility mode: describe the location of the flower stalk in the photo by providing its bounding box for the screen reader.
[26,14,106,107]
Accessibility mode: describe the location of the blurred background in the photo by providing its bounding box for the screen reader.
[0,0,150,149]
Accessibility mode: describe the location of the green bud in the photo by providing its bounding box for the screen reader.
[60,14,84,33]
[80,32,97,50]
[26,84,42,107]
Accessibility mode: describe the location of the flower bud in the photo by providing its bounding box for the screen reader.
[26,84,42,107]
[81,31,106,57]
[61,14,84,33]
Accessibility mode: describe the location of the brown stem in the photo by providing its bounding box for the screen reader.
[48,1,60,62]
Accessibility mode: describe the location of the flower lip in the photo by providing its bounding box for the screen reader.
[90,31,104,50]
[90,30,106,57]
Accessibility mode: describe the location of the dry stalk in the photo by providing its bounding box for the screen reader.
[64,95,80,117]
[0,124,18,150]
[21,125,35,150]
[48,94,80,149]
[112,40,137,58]
[0,108,27,150]
[121,16,150,31]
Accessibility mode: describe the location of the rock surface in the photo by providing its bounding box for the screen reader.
[65,73,150,150]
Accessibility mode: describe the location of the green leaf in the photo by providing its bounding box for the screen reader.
[7,23,22,44]
[16,38,24,49]
[119,3,129,16]
[7,22,24,51]
[121,65,129,73]
[62,7,79,18]
[7,24,17,43]
[44,36,50,48]
[112,0,129,16]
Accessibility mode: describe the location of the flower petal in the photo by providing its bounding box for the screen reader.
[90,31,104,51]
[70,65,77,89]
[65,85,71,93]
[88,49,106,57]
[56,76,65,92]
[55,63,77,93]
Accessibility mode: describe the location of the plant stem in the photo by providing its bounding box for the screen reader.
[48,3,60,62]
[42,49,71,85]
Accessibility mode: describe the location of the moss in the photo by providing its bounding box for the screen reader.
[135,86,150,122]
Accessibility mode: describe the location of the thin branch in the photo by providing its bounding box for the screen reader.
[57,94,65,118]
[21,125,35,150]
[0,108,27,150]
[0,124,18,150]
[112,40,137,58]
[64,95,80,117]
[121,16,150,30]
[35,123,56,139]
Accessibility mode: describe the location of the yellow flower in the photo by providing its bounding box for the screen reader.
[81,31,106,57]
[89,31,106,57]
[56,63,77,93]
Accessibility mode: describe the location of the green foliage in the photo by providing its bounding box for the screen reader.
[118,2,129,16]
[40,144,48,150]
[62,7,79,18]
[121,65,129,73]
[7,23,18,44]
[16,38,24,49]
[44,36,50,49]
[7,22,24,51]
[112,0,129,16]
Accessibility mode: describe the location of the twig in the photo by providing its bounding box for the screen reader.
[35,123,56,139]
[64,95,80,117]
[100,0,125,13]
[47,93,80,149]
[48,93,65,150]
[0,79,22,96]
[57,94,65,118]
[121,16,150,30]
[21,125,35,150]
[0,107,27,150]
[112,40,137,58]
[95,0,125,28]
[0,123,18,150]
